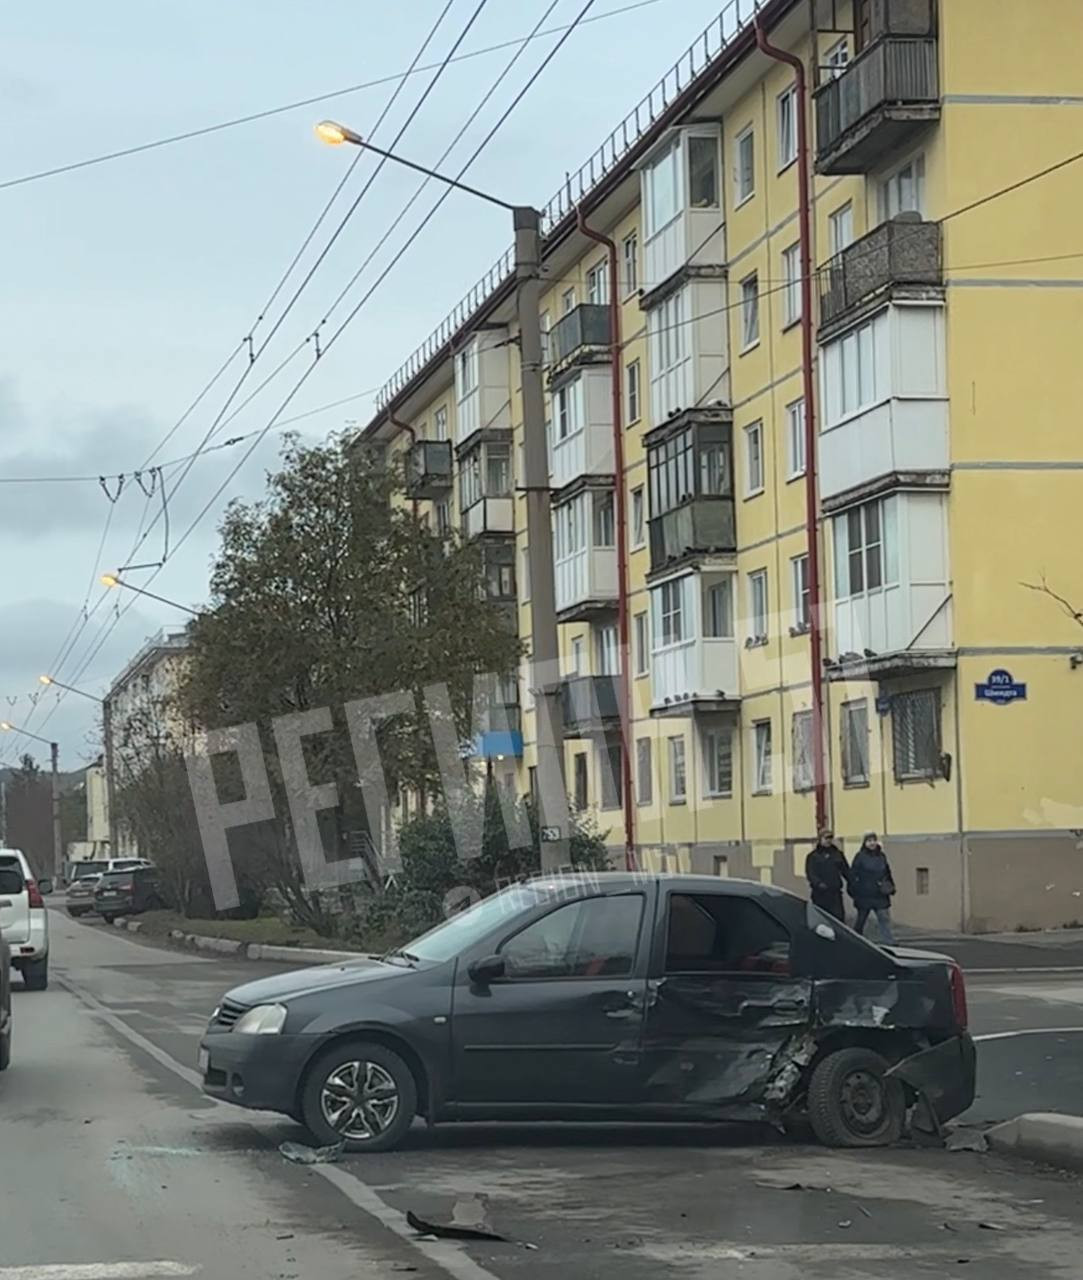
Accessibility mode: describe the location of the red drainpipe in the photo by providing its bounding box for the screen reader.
[576,205,636,871]
[388,411,419,520]
[754,18,827,831]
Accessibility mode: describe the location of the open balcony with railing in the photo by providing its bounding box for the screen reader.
[404,439,452,500]
[814,2,939,175]
[547,304,611,380]
[558,674,620,738]
[819,216,942,335]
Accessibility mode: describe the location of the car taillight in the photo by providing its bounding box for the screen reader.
[950,963,968,1029]
[26,879,44,909]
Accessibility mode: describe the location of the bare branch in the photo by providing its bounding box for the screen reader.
[1020,576,1083,629]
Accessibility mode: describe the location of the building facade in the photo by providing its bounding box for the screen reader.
[361,0,1083,932]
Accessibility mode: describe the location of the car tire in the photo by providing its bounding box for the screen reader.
[807,1046,904,1148]
[101,913,115,925]
[23,957,49,992]
[68,908,86,918]
[299,1040,417,1154]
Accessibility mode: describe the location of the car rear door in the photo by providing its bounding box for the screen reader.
[0,860,30,945]
[451,890,650,1106]
[639,888,812,1109]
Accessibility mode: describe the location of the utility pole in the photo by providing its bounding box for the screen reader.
[49,740,62,881]
[515,206,570,872]
[103,695,117,854]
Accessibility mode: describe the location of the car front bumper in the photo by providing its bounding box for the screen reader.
[200,1031,319,1115]
[887,1032,977,1125]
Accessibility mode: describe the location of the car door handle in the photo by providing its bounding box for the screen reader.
[603,992,643,1017]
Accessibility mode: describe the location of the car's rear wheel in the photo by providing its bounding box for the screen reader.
[68,907,87,918]
[23,958,48,992]
[300,1040,417,1153]
[101,913,115,925]
[807,1047,904,1148]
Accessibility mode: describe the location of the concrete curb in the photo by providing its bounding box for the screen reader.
[113,917,356,965]
[246,943,356,965]
[985,1113,1083,1173]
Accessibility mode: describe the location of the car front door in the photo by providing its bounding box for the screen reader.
[451,890,649,1106]
[639,889,813,1110]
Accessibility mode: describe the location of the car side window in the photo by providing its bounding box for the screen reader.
[500,895,644,980]
[665,893,791,976]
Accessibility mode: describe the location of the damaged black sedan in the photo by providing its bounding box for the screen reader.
[201,873,975,1152]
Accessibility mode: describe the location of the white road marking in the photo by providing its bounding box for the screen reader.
[975,1027,1083,1042]
[0,1265,199,1279]
[57,974,505,1280]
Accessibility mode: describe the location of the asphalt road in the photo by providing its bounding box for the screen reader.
[3,909,1083,1280]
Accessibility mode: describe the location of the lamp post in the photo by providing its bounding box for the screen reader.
[317,120,569,869]
[0,721,62,880]
[100,573,199,616]
[39,675,115,855]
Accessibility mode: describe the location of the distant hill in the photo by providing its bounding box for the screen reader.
[0,766,87,793]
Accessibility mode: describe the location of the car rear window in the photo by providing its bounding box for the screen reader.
[0,868,24,895]
[99,872,133,886]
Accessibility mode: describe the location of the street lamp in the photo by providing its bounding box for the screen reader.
[100,572,199,616]
[316,119,569,870]
[0,720,62,880]
[39,675,116,855]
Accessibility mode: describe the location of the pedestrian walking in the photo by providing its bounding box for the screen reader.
[849,832,896,944]
[805,829,851,923]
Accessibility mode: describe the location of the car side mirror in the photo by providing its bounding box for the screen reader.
[468,954,506,985]
[38,878,54,897]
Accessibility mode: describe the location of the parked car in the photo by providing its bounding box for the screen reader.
[67,873,103,917]
[200,873,975,1152]
[0,849,51,991]
[0,865,15,1069]
[94,866,164,924]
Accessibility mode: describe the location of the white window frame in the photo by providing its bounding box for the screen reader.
[622,231,638,297]
[703,576,734,638]
[791,553,810,631]
[587,258,610,306]
[833,497,898,600]
[595,623,619,676]
[561,287,576,314]
[735,125,755,205]
[781,242,801,328]
[626,359,641,424]
[753,720,773,793]
[645,138,682,238]
[744,420,764,496]
[879,152,926,221]
[749,569,769,642]
[433,405,449,441]
[785,397,806,479]
[824,37,849,79]
[740,272,760,349]
[634,611,649,677]
[702,725,733,797]
[657,577,686,647]
[631,486,645,547]
[792,710,814,793]
[777,84,798,170]
[829,201,854,256]
[668,735,687,802]
[456,343,478,400]
[570,635,584,675]
[841,698,870,787]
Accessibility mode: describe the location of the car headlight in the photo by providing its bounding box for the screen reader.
[233,1004,288,1035]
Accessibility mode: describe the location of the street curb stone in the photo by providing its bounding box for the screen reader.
[986,1113,1083,1173]
[247,943,356,965]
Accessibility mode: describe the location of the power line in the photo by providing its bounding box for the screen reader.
[0,0,666,193]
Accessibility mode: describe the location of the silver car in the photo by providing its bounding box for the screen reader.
[67,873,102,918]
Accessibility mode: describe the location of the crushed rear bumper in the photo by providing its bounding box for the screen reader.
[887,1033,977,1125]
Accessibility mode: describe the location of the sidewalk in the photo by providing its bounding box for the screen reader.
[896,924,1083,972]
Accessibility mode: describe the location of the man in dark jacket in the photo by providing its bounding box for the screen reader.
[805,829,851,923]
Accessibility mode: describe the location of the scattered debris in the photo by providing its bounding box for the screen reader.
[275,1233,295,1241]
[838,1221,852,1230]
[978,1222,1005,1232]
[406,1198,509,1244]
[278,1141,345,1165]
[858,1206,872,1219]
[946,1129,989,1154]
[942,1223,959,1233]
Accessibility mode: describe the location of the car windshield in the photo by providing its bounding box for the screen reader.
[397,884,552,964]
[76,863,108,878]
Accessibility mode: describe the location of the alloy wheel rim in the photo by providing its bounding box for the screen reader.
[320,1060,400,1140]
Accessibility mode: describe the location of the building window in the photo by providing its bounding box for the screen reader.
[593,490,615,546]
[753,720,773,793]
[892,688,942,781]
[791,553,810,630]
[703,725,733,796]
[740,273,760,349]
[456,345,477,398]
[587,258,610,306]
[833,497,898,598]
[687,134,719,208]
[829,201,854,256]
[459,449,482,509]
[483,545,515,600]
[540,311,551,367]
[595,623,619,675]
[749,569,768,641]
[824,315,878,423]
[735,126,755,203]
[841,699,869,786]
[600,734,623,810]
[486,441,511,495]
[703,577,734,638]
[573,752,589,809]
[554,380,581,441]
[782,243,801,327]
[626,359,641,424]
[824,37,849,78]
[521,545,530,600]
[433,405,448,441]
[744,420,764,495]
[631,486,645,546]
[668,735,687,802]
[777,84,798,169]
[634,611,649,675]
[786,397,806,478]
[570,635,584,674]
[622,231,638,296]
[792,710,814,793]
[713,854,729,877]
[561,286,576,314]
[636,737,653,805]
[916,866,930,896]
[434,498,451,536]
[658,577,686,646]
[645,139,680,236]
[879,153,925,221]
[648,286,690,408]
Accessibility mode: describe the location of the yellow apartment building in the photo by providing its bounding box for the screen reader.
[361,0,1083,932]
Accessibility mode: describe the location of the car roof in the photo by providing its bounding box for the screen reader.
[524,871,798,902]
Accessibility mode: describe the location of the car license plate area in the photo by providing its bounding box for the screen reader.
[198,1048,209,1075]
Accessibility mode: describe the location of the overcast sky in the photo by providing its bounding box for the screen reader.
[0,0,732,768]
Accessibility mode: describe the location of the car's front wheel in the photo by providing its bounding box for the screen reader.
[299,1040,417,1153]
[807,1046,904,1148]
[23,957,48,992]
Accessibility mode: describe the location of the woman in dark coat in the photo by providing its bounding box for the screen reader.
[848,832,896,944]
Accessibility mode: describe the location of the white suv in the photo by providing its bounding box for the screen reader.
[0,848,50,990]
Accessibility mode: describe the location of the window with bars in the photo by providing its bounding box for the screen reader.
[892,689,942,781]
[841,699,870,786]
[792,711,814,793]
